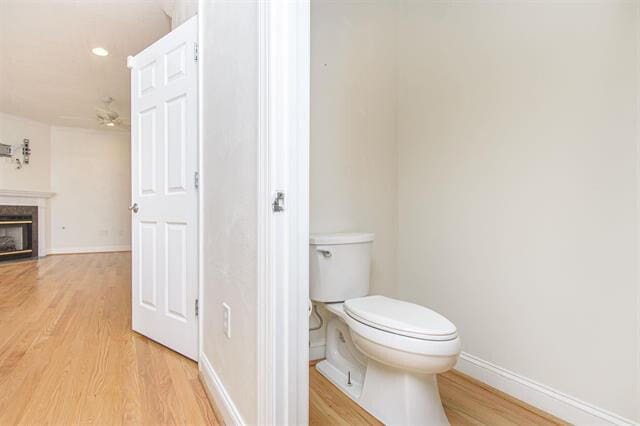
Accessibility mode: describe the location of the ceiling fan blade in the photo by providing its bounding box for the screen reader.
[59,115,94,122]
[95,107,119,119]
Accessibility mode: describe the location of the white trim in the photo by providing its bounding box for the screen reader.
[456,352,638,426]
[260,0,311,424]
[196,2,204,375]
[636,3,640,421]
[48,245,131,255]
[256,0,275,423]
[199,354,245,426]
[256,1,310,424]
[0,189,55,199]
[294,2,311,424]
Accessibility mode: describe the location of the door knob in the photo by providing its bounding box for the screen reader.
[129,203,139,213]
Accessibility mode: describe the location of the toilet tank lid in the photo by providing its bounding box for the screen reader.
[310,232,374,245]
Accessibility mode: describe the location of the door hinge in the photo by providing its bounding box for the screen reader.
[194,42,198,62]
[194,171,199,189]
[272,191,285,212]
[195,299,199,317]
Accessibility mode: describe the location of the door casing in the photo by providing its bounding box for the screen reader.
[256,1,310,425]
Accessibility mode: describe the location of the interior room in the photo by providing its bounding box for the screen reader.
[0,2,170,258]
[0,2,214,424]
[306,1,639,424]
[1,1,639,425]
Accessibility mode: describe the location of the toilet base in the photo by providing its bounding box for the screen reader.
[316,359,363,402]
[359,359,449,425]
[316,312,450,425]
[317,357,449,425]
[315,315,366,401]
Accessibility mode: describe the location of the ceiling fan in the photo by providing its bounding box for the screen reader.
[59,96,130,130]
[95,96,129,129]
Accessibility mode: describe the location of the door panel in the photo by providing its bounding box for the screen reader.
[139,222,158,309]
[166,222,188,320]
[139,108,157,195]
[130,16,198,360]
[166,95,187,193]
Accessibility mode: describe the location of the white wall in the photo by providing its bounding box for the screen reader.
[199,1,258,423]
[395,1,639,422]
[309,0,640,421]
[0,113,130,254]
[309,1,398,354]
[0,112,51,192]
[49,127,130,253]
[311,1,397,297]
[158,0,197,30]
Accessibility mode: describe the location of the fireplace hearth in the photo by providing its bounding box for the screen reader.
[0,205,38,261]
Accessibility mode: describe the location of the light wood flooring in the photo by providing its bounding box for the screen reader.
[310,358,567,425]
[0,252,219,425]
[1,252,565,425]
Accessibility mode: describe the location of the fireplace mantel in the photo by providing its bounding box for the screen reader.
[0,190,55,257]
[0,189,55,199]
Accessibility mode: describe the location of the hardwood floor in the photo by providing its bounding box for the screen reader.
[310,362,566,426]
[0,252,219,425]
[1,252,565,426]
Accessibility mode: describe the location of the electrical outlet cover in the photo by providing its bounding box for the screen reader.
[222,303,231,338]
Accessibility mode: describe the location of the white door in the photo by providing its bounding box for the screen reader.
[129,16,198,360]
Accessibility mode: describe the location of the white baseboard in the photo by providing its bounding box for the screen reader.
[199,353,245,425]
[455,352,637,426]
[309,341,325,361]
[48,245,131,255]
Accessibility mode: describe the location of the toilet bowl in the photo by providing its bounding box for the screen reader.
[310,233,461,425]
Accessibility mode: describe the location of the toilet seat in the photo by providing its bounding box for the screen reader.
[344,295,458,341]
[345,313,462,359]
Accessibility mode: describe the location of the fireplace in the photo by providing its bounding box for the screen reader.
[0,205,38,261]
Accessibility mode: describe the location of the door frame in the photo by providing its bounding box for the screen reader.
[193,1,309,422]
[255,0,310,424]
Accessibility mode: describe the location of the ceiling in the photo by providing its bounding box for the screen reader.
[0,0,171,131]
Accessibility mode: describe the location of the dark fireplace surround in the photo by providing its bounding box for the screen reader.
[0,205,38,261]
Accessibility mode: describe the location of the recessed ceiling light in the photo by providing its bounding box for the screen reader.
[92,47,109,57]
[105,122,115,127]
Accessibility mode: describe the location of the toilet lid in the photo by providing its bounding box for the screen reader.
[344,295,458,341]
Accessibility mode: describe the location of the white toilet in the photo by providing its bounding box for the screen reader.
[310,233,461,425]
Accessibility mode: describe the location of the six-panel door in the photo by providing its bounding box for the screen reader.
[130,17,198,360]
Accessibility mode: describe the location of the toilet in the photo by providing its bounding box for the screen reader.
[310,233,461,425]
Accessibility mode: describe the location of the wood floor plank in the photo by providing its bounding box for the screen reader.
[0,252,219,426]
[1,251,567,426]
[309,362,568,426]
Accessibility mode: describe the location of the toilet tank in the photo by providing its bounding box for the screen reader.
[309,232,374,302]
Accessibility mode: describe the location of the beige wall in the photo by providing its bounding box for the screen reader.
[310,0,639,420]
[395,1,639,421]
[0,113,131,253]
[158,0,197,30]
[49,127,131,252]
[311,1,397,298]
[0,112,51,192]
[199,1,258,423]
[310,1,398,350]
